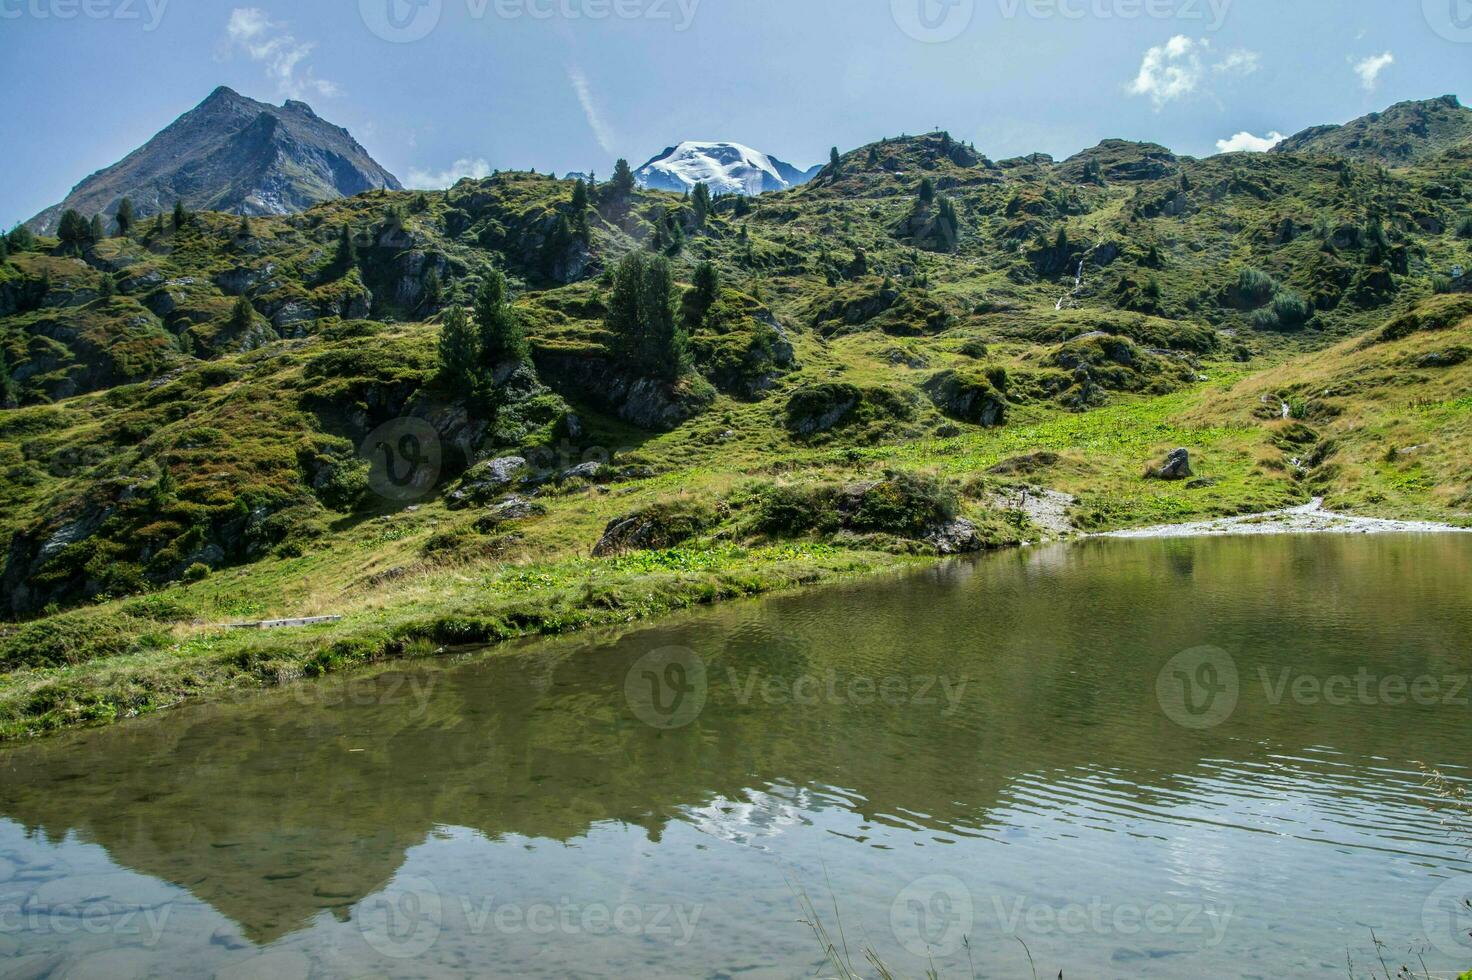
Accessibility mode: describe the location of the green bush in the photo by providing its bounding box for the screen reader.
[182,562,211,582]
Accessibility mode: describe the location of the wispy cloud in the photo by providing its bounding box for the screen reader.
[1215,130,1285,154]
[568,66,616,155]
[224,8,339,102]
[1352,51,1394,91]
[1128,37,1262,110]
[1214,50,1261,76]
[407,158,492,190]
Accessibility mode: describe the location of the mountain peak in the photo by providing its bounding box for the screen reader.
[634,141,820,196]
[27,87,399,233]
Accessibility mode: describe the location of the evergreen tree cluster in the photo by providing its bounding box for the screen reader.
[605,252,689,382]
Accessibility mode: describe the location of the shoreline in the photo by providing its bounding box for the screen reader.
[1094,498,1472,540]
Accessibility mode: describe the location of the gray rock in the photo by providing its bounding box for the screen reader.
[925,519,984,555]
[560,462,604,482]
[1150,448,1193,480]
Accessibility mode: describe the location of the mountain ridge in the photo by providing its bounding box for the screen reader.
[27,86,402,235]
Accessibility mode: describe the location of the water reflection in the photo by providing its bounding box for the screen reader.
[1,535,1470,977]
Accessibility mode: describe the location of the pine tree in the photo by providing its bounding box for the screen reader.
[57,210,89,254]
[473,270,527,365]
[867,146,879,167]
[115,198,135,237]
[0,234,8,265]
[610,158,636,199]
[0,346,15,408]
[89,214,105,242]
[172,200,190,231]
[571,178,589,212]
[228,295,256,336]
[437,306,481,392]
[606,252,688,381]
[337,224,358,273]
[151,461,177,505]
[935,196,960,250]
[99,274,116,300]
[687,260,720,329]
[237,215,253,240]
[6,223,36,252]
[918,178,935,205]
[830,147,841,173]
[691,182,711,228]
[151,214,165,238]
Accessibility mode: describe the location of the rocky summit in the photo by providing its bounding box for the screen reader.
[26,87,401,235]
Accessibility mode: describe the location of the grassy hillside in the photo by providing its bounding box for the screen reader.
[2,102,1470,738]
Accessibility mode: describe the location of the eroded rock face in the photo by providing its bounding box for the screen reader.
[534,354,713,431]
[925,518,983,555]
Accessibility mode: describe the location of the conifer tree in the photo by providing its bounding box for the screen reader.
[172,200,190,231]
[115,198,135,237]
[228,295,256,336]
[691,182,711,228]
[57,210,89,254]
[0,346,15,408]
[89,214,105,242]
[687,260,720,329]
[606,252,688,381]
[918,177,935,205]
[473,270,527,365]
[609,158,636,198]
[437,306,481,392]
[571,178,589,212]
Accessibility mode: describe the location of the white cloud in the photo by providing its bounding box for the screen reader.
[1128,35,1205,109]
[1215,131,1286,153]
[1128,38,1264,110]
[1353,51,1394,91]
[407,158,492,190]
[1214,50,1261,76]
[568,66,616,155]
[224,8,339,101]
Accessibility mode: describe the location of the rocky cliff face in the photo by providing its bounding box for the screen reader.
[28,87,401,234]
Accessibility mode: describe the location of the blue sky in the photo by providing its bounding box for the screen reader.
[1,0,1468,225]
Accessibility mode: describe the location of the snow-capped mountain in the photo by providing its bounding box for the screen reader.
[634,142,821,196]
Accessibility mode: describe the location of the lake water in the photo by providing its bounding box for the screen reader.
[2,535,1472,979]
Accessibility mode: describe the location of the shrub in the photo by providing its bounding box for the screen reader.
[750,473,957,539]
[182,562,211,582]
[1232,267,1279,308]
[1271,290,1313,329]
[1456,215,1472,240]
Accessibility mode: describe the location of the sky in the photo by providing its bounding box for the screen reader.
[0,0,1469,225]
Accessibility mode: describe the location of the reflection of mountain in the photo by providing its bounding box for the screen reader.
[0,536,1468,946]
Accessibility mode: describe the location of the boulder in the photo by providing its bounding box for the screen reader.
[447,456,527,509]
[1148,448,1193,481]
[925,518,983,555]
[592,501,714,557]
